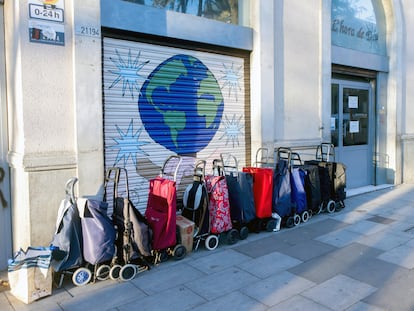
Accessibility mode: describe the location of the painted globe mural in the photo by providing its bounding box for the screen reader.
[138,54,224,154]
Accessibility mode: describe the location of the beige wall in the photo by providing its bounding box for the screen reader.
[4,0,102,250]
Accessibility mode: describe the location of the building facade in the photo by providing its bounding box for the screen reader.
[0,0,413,269]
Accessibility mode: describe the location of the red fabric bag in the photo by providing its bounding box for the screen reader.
[204,175,232,234]
[242,167,273,218]
[145,177,177,250]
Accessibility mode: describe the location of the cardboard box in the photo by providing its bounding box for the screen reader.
[176,215,194,253]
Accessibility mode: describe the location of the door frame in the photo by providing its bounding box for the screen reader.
[331,78,375,188]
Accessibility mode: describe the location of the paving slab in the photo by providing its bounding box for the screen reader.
[236,251,302,279]
[299,218,349,236]
[356,230,411,251]
[232,235,292,258]
[59,281,146,311]
[117,285,205,311]
[315,227,364,247]
[240,271,315,307]
[131,262,206,295]
[186,249,251,274]
[278,239,338,262]
[267,295,332,311]
[345,301,387,311]
[344,219,389,235]
[185,267,259,300]
[329,210,371,224]
[363,270,414,311]
[377,244,414,269]
[288,252,346,284]
[301,274,377,310]
[341,256,409,288]
[191,290,267,311]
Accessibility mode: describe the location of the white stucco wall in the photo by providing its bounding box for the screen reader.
[400,0,414,182]
[4,0,102,250]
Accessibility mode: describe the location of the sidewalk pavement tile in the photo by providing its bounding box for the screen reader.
[356,230,411,251]
[315,227,364,247]
[185,267,259,300]
[186,249,251,274]
[301,274,377,310]
[329,210,371,224]
[232,235,292,258]
[0,293,14,311]
[377,244,414,269]
[288,253,346,284]
[237,251,302,279]
[267,295,332,311]
[278,239,338,262]
[341,257,409,288]
[240,271,315,307]
[5,285,73,311]
[60,281,146,311]
[117,285,205,311]
[191,290,267,311]
[327,242,383,263]
[345,301,387,311]
[363,269,414,311]
[299,218,349,236]
[344,219,389,235]
[131,262,205,295]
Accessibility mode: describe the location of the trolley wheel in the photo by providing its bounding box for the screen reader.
[205,235,219,251]
[173,244,187,260]
[294,214,301,226]
[109,264,122,281]
[266,219,277,232]
[119,264,137,282]
[327,200,336,213]
[239,226,249,240]
[161,250,170,262]
[96,264,110,281]
[286,217,295,228]
[301,211,310,223]
[72,267,92,286]
[226,229,239,245]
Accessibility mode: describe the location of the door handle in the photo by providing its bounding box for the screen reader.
[0,167,7,208]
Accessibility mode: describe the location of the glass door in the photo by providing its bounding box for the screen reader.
[331,80,373,188]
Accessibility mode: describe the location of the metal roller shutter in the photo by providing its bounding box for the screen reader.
[102,36,250,212]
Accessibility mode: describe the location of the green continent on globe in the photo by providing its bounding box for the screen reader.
[198,70,223,128]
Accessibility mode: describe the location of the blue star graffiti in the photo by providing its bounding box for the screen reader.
[109,119,149,167]
[220,62,243,102]
[218,113,244,147]
[108,48,149,98]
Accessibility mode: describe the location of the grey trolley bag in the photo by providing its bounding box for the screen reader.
[105,167,151,281]
[50,177,84,286]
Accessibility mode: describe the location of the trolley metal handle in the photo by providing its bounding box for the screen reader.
[160,155,182,181]
[65,177,78,204]
[220,153,239,176]
[194,160,206,179]
[104,167,130,203]
[255,147,270,167]
[275,147,292,168]
[316,143,335,162]
[291,152,303,166]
